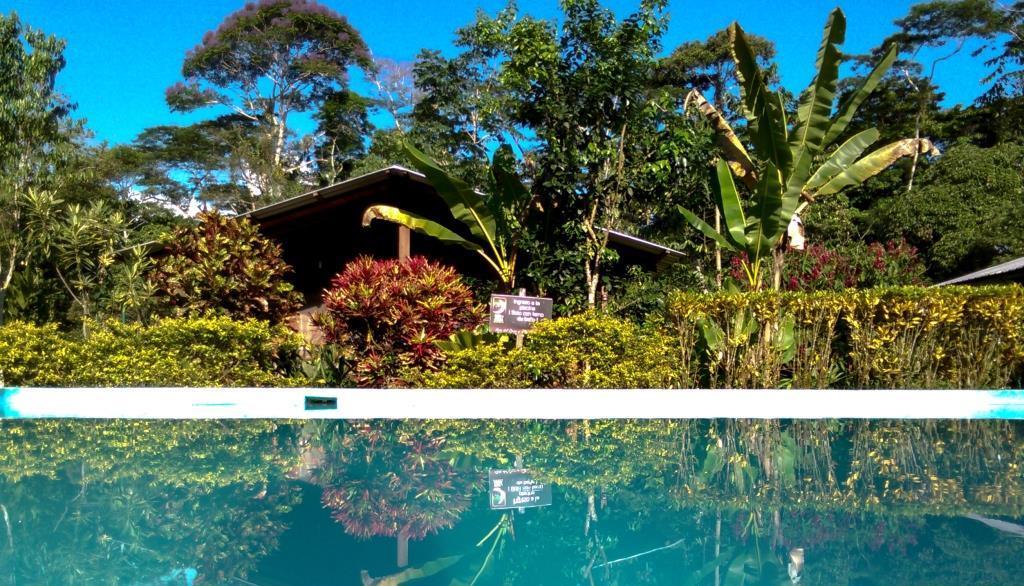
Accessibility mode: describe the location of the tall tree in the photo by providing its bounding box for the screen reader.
[0,12,76,321]
[658,28,776,117]
[426,0,671,309]
[166,0,373,205]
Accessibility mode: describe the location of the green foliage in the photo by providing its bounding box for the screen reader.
[0,316,303,387]
[657,27,777,121]
[119,122,250,213]
[0,12,78,320]
[362,142,532,288]
[166,0,373,203]
[871,142,1024,279]
[415,0,687,308]
[313,256,484,387]
[0,321,63,386]
[681,9,936,289]
[419,312,689,389]
[669,286,1024,389]
[148,210,303,323]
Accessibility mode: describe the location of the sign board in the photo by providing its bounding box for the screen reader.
[488,468,552,510]
[488,294,553,334]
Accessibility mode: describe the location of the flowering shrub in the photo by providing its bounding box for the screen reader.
[313,256,484,387]
[148,211,303,323]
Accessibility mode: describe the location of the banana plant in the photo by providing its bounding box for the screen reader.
[362,143,532,290]
[681,8,939,287]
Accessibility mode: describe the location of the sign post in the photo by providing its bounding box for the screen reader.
[488,468,553,511]
[488,291,553,346]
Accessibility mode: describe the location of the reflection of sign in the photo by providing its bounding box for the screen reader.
[488,294,553,333]
[488,469,552,510]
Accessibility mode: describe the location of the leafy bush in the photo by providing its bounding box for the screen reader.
[668,286,1024,389]
[148,210,302,323]
[0,321,64,386]
[313,256,484,387]
[870,142,1024,279]
[782,240,927,291]
[0,316,303,387]
[419,312,689,388]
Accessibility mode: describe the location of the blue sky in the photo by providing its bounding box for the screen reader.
[2,0,999,145]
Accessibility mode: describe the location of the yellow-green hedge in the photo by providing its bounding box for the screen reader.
[0,316,304,387]
[424,286,1024,389]
[420,312,688,388]
[668,286,1024,389]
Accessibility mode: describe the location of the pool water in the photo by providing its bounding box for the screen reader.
[1,419,1022,584]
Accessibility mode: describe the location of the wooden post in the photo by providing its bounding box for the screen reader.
[398,226,411,261]
[515,288,526,349]
[514,453,526,514]
[397,529,409,568]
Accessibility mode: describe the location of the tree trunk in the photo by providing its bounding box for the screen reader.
[714,209,723,289]
[772,247,785,291]
[714,509,722,586]
[396,530,409,568]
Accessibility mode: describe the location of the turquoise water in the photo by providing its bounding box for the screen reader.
[1,420,1022,584]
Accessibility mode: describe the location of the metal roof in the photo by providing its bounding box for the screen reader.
[246,165,425,221]
[937,255,1024,286]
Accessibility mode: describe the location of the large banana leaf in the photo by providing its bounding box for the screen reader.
[362,205,486,254]
[823,42,899,146]
[715,159,748,245]
[678,204,737,252]
[816,138,939,196]
[489,144,530,241]
[686,89,758,190]
[805,128,880,192]
[731,23,792,177]
[791,8,846,160]
[402,142,498,249]
[363,555,463,585]
[746,161,786,258]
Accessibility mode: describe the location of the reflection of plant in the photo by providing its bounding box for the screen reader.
[315,422,478,544]
[313,256,484,387]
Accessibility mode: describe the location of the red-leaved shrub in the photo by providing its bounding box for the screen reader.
[782,239,928,291]
[313,256,484,387]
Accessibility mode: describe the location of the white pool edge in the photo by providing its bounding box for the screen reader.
[2,388,1022,419]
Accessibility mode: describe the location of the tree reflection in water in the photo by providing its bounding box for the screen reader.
[0,418,1021,584]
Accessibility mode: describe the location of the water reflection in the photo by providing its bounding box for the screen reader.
[0,419,1022,584]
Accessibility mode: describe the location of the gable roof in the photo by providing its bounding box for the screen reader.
[246,165,686,264]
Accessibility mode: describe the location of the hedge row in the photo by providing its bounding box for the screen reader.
[425,286,1024,389]
[0,317,304,387]
[668,286,1024,389]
